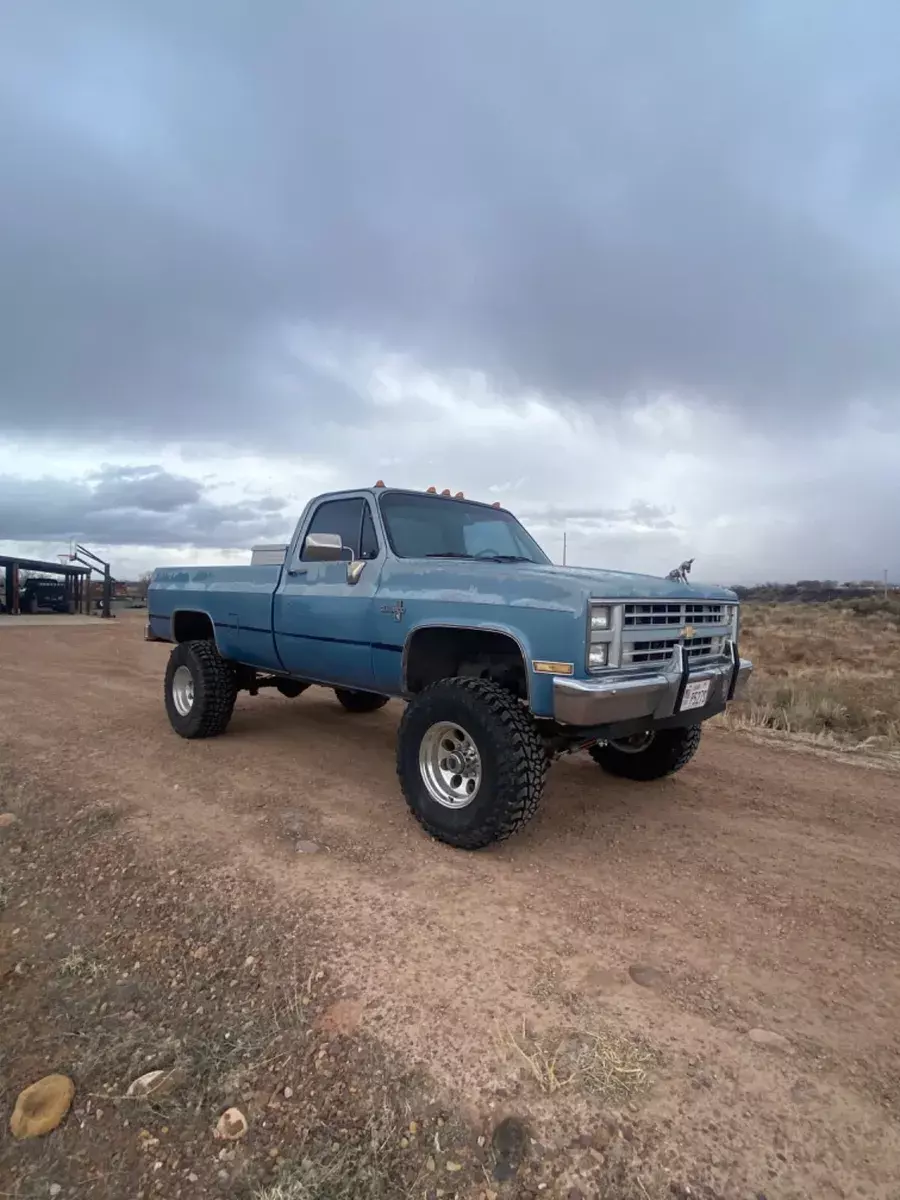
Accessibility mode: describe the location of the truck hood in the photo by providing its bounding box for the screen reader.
[517,562,737,602]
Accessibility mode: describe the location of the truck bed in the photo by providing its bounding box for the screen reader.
[148,565,283,670]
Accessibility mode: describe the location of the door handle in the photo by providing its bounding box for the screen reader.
[286,567,308,577]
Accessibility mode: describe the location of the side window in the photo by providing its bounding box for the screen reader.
[360,503,380,560]
[301,498,363,561]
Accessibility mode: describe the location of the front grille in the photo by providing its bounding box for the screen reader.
[624,601,726,628]
[622,635,722,666]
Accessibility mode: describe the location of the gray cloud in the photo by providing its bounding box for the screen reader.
[0,467,288,548]
[88,465,201,512]
[1,0,900,453]
[520,500,676,533]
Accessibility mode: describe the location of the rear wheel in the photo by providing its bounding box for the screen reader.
[397,677,545,849]
[334,688,390,713]
[589,725,701,780]
[164,640,237,739]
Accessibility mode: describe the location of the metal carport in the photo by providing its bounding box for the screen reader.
[0,554,91,616]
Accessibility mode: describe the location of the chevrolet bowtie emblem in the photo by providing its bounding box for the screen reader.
[681,625,695,640]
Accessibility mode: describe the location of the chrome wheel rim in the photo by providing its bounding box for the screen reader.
[419,721,482,809]
[172,664,195,716]
[609,731,655,754]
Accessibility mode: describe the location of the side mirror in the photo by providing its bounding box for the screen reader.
[303,532,344,562]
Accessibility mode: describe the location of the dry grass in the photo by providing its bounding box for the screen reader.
[498,1018,654,1101]
[252,1110,420,1200]
[722,602,900,752]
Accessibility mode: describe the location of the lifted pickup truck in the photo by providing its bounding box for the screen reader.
[148,485,751,849]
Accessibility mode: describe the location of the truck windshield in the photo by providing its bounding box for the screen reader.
[379,492,550,564]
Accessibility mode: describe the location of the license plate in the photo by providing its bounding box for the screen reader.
[680,679,711,712]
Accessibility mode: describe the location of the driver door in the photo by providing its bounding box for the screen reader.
[273,495,383,687]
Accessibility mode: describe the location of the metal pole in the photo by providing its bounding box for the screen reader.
[562,530,567,566]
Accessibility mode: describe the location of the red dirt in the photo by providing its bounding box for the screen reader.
[2,614,899,1198]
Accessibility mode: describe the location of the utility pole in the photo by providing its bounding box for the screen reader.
[885,569,889,599]
[562,530,567,566]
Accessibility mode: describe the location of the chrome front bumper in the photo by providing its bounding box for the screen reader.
[553,642,752,728]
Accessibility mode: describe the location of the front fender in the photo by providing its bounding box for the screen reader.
[402,619,566,716]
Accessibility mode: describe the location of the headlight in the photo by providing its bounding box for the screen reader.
[590,606,610,631]
[588,644,608,669]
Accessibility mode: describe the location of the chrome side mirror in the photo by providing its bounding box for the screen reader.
[303,532,344,562]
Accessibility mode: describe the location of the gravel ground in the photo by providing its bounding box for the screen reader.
[2,613,899,1198]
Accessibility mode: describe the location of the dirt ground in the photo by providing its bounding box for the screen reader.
[2,613,900,1199]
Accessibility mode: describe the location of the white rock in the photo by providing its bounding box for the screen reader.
[127,1070,171,1098]
[214,1107,248,1140]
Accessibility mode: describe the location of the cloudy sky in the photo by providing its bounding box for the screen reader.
[2,1,899,583]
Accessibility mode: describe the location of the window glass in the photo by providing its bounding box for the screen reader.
[461,519,523,558]
[360,504,380,560]
[379,493,549,563]
[301,498,363,561]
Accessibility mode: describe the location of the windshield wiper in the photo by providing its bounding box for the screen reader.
[479,554,533,563]
[425,552,476,559]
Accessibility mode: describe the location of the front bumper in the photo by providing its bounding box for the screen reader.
[553,642,752,729]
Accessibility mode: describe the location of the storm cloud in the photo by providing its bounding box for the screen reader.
[0,1,898,579]
[2,0,900,445]
[0,466,287,548]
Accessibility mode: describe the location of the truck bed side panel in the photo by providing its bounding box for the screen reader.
[149,566,282,671]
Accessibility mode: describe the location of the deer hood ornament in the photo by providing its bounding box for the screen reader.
[666,558,694,584]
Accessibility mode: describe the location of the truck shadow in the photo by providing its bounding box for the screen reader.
[222,690,688,856]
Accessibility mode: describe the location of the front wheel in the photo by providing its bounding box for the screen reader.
[397,677,545,850]
[334,688,390,713]
[164,640,237,739]
[589,725,701,780]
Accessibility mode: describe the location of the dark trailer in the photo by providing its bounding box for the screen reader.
[0,554,91,616]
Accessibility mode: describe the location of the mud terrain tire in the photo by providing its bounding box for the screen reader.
[164,640,237,739]
[397,677,545,850]
[589,725,702,780]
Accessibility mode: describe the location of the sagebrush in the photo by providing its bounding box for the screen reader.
[722,602,900,750]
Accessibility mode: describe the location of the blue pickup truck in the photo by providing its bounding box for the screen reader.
[147,485,751,849]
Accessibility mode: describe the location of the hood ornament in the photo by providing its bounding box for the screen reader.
[666,557,694,584]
